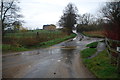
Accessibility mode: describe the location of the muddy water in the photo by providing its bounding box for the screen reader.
[3,33,102,78]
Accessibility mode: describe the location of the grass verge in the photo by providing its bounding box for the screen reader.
[81,49,118,78]
[3,33,76,53]
[2,44,29,53]
[39,33,76,48]
[86,42,98,48]
[81,48,97,58]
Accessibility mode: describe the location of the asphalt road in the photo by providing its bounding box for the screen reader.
[3,33,102,78]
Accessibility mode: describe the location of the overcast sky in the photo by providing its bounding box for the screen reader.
[19,0,108,29]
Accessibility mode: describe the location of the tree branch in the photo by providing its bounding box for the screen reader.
[2,0,14,22]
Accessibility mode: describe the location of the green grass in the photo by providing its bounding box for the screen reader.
[3,29,76,53]
[81,48,97,58]
[3,33,77,53]
[4,30,67,47]
[3,30,68,50]
[29,34,76,48]
[2,44,29,53]
[0,45,2,49]
[32,33,77,48]
[81,49,118,78]
[86,41,98,48]
[5,30,62,38]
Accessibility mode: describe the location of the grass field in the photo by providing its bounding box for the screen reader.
[3,30,77,53]
[5,30,62,38]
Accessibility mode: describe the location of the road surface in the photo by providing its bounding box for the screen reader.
[3,33,102,78]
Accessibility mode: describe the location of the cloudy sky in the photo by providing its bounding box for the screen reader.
[19,0,108,29]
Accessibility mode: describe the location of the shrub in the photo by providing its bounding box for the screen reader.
[76,24,103,33]
[83,31,105,38]
[103,23,120,41]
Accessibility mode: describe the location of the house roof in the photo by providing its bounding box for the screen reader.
[43,24,56,27]
[43,25,50,27]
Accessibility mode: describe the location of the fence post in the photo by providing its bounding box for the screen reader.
[105,38,112,64]
[105,38,120,77]
[37,32,39,36]
[117,47,120,77]
[117,53,120,77]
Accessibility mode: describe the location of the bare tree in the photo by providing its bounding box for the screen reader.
[82,13,91,25]
[101,1,120,40]
[58,3,78,34]
[1,0,23,37]
[12,21,22,31]
[101,1,120,24]
[78,13,94,25]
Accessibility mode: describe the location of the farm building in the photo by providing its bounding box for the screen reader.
[43,24,56,30]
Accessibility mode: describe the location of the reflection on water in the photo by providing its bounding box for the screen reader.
[60,48,76,65]
[73,30,77,34]
[61,46,76,49]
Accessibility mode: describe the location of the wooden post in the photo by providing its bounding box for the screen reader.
[36,32,40,40]
[117,47,120,77]
[105,38,120,77]
[105,38,112,64]
[117,53,120,77]
[37,32,39,36]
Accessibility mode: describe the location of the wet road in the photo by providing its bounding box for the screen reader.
[3,33,102,78]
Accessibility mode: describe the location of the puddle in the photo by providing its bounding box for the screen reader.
[28,65,32,68]
[60,48,75,65]
[14,53,21,56]
[57,60,61,62]
[61,46,76,49]
[51,59,54,60]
